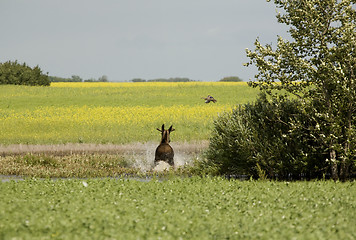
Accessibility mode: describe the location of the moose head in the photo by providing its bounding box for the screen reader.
[156,124,175,144]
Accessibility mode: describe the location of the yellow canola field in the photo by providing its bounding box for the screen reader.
[1,105,228,125]
[0,105,231,144]
[0,82,255,144]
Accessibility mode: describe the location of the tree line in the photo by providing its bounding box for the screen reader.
[0,60,244,85]
[130,76,243,82]
[0,61,109,85]
[49,75,109,82]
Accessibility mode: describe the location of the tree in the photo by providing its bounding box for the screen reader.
[147,77,195,82]
[98,75,109,82]
[71,75,83,82]
[245,0,356,180]
[0,60,50,86]
[219,76,243,82]
[131,78,146,82]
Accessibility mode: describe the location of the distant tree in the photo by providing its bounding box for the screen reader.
[71,75,83,82]
[84,78,97,82]
[49,76,73,82]
[147,77,196,82]
[98,75,109,82]
[50,75,110,83]
[131,78,146,82]
[0,60,50,86]
[219,76,243,82]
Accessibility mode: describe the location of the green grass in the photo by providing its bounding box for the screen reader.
[0,83,258,109]
[1,178,355,239]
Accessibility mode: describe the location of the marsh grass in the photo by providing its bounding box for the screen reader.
[0,153,200,178]
[0,154,137,178]
[20,154,59,167]
[0,142,208,178]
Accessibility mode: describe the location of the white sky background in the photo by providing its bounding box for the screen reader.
[0,0,289,82]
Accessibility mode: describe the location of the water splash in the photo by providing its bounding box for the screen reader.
[125,142,203,172]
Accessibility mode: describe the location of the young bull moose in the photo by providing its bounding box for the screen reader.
[154,124,175,167]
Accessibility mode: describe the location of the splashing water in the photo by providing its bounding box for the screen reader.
[125,142,204,172]
[153,161,171,171]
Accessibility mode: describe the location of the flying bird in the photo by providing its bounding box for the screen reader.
[201,95,217,103]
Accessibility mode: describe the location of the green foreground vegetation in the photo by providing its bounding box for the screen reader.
[1,177,355,240]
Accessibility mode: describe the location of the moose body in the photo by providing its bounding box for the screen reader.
[154,124,175,166]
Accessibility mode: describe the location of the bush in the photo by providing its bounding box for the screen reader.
[205,93,328,180]
[0,60,50,86]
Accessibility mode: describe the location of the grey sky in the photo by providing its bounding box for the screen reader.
[0,0,289,82]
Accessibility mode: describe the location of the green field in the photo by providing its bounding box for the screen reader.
[0,82,259,144]
[1,177,355,240]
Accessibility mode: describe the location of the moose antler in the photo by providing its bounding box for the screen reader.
[168,125,175,132]
[157,124,175,132]
[157,124,164,132]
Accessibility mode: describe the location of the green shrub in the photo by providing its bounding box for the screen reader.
[205,106,255,176]
[206,93,328,179]
[0,60,50,86]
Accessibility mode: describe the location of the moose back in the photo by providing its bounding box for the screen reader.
[154,124,175,166]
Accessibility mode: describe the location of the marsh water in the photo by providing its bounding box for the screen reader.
[0,141,208,182]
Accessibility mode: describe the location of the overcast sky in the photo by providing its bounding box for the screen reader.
[0,0,289,82]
